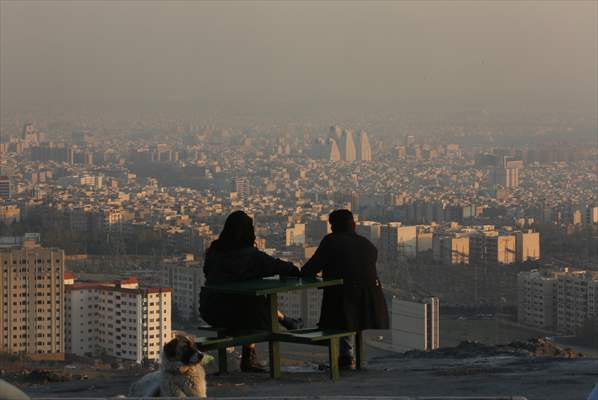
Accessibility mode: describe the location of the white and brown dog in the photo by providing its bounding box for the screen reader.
[129,335,207,398]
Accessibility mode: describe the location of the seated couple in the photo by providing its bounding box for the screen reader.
[199,209,389,372]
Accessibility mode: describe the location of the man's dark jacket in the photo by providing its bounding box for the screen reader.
[200,246,299,330]
[302,231,389,331]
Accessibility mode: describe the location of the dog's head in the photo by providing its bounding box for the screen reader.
[162,335,204,370]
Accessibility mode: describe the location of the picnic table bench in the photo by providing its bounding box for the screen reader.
[196,276,364,380]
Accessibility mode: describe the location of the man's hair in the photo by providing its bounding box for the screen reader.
[329,209,354,233]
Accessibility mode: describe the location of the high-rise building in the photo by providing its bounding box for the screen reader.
[65,276,171,362]
[556,270,598,335]
[0,176,10,199]
[328,138,341,161]
[517,270,557,329]
[285,223,306,247]
[491,157,523,189]
[432,233,470,265]
[159,257,204,322]
[379,223,417,261]
[306,216,331,246]
[0,204,20,224]
[583,205,598,224]
[357,129,372,161]
[469,231,516,265]
[515,230,540,262]
[329,125,342,141]
[278,287,323,328]
[356,221,381,247]
[232,177,250,202]
[0,238,65,360]
[22,123,39,145]
[517,269,598,334]
[339,129,356,161]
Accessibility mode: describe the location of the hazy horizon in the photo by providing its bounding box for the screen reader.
[1,1,597,118]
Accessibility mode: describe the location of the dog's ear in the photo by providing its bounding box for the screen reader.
[164,337,178,359]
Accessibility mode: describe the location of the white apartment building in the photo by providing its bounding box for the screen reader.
[159,257,204,322]
[517,270,557,329]
[517,269,598,335]
[65,276,171,363]
[391,297,439,352]
[0,239,65,360]
[556,270,598,335]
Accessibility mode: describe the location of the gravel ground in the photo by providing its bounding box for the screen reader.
[22,342,598,400]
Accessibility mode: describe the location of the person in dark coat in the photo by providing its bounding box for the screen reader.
[199,210,301,372]
[301,209,389,369]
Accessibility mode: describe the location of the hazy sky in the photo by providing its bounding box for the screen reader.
[1,1,596,116]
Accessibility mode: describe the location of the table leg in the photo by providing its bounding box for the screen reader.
[329,337,340,381]
[355,331,364,370]
[217,330,228,374]
[267,293,281,379]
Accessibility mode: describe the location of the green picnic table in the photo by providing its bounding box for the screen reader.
[202,276,359,380]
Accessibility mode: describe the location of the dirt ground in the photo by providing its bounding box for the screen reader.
[20,341,598,400]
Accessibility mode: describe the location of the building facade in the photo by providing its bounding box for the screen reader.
[0,240,65,359]
[391,297,439,352]
[159,258,203,322]
[65,276,171,362]
[517,269,598,334]
[432,233,470,265]
[556,270,598,335]
[517,270,557,329]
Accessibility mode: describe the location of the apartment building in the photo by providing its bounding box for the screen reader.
[379,223,417,261]
[0,176,10,199]
[556,270,598,335]
[0,203,20,224]
[306,216,331,246]
[515,230,540,262]
[285,223,306,247]
[517,270,557,329]
[0,238,65,360]
[470,231,516,265]
[392,297,439,352]
[432,233,470,265]
[278,287,323,328]
[517,269,598,335]
[159,256,203,322]
[356,221,381,247]
[416,225,434,253]
[65,276,171,362]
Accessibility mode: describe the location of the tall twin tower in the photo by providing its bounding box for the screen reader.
[321,125,372,162]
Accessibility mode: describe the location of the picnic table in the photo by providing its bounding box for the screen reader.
[199,276,362,380]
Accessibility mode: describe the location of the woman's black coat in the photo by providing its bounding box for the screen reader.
[301,231,389,331]
[199,246,299,330]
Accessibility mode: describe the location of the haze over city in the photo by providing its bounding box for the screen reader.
[0,1,597,399]
[1,1,597,119]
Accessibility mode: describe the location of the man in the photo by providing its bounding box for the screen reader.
[301,209,389,369]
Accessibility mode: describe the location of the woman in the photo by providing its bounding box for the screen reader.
[199,211,302,372]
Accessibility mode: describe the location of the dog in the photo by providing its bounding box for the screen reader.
[128,335,207,398]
